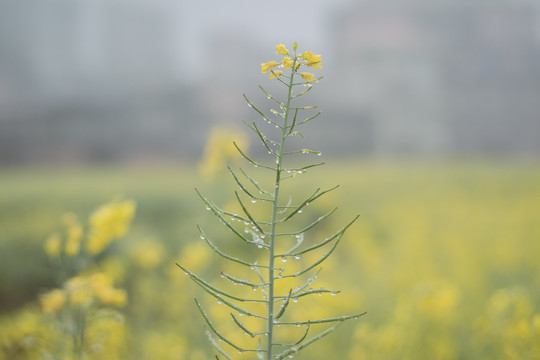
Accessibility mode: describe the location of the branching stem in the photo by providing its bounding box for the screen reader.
[266,53,298,360]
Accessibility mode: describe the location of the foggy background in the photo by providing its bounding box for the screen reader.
[1,0,540,166]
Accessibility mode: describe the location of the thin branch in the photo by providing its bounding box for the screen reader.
[235,191,265,233]
[198,225,268,268]
[284,215,359,257]
[177,264,267,306]
[233,142,275,170]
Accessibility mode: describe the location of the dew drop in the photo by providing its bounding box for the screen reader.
[183,272,188,276]
[295,255,301,260]
[238,312,243,316]
[331,292,337,296]
[217,300,222,304]
[267,96,271,100]
[281,257,287,262]
[295,234,301,239]
[298,210,303,214]
[205,206,211,210]
[292,298,298,303]
[200,236,205,240]
[317,153,322,156]
[257,245,263,249]
[318,292,322,296]
[248,104,253,108]
[260,234,266,238]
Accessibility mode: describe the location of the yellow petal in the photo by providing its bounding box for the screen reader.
[276,44,289,56]
[261,60,278,74]
[301,72,315,82]
[281,57,293,70]
[269,70,283,80]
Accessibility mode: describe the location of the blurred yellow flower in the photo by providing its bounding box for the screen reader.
[44,233,62,257]
[261,60,277,73]
[90,272,114,291]
[301,72,315,82]
[199,127,249,179]
[292,41,297,51]
[96,287,127,307]
[131,239,165,269]
[40,289,66,313]
[65,222,82,257]
[86,200,136,255]
[66,276,93,307]
[181,242,211,272]
[276,43,289,55]
[61,273,128,308]
[281,56,293,70]
[269,70,283,80]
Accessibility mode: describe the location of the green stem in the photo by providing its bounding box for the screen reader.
[266,55,297,360]
[73,305,86,360]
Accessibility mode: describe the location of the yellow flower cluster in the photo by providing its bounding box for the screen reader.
[260,42,322,81]
[86,200,136,255]
[40,272,127,313]
[44,200,135,258]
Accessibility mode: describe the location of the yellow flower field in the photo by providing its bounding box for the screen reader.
[0,161,539,359]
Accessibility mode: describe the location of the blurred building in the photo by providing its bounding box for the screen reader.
[0,0,202,165]
[329,1,540,156]
[1,0,540,165]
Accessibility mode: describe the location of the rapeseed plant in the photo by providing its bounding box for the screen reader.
[178,43,364,360]
[37,199,135,359]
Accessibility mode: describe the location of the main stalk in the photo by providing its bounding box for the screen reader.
[266,58,297,360]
